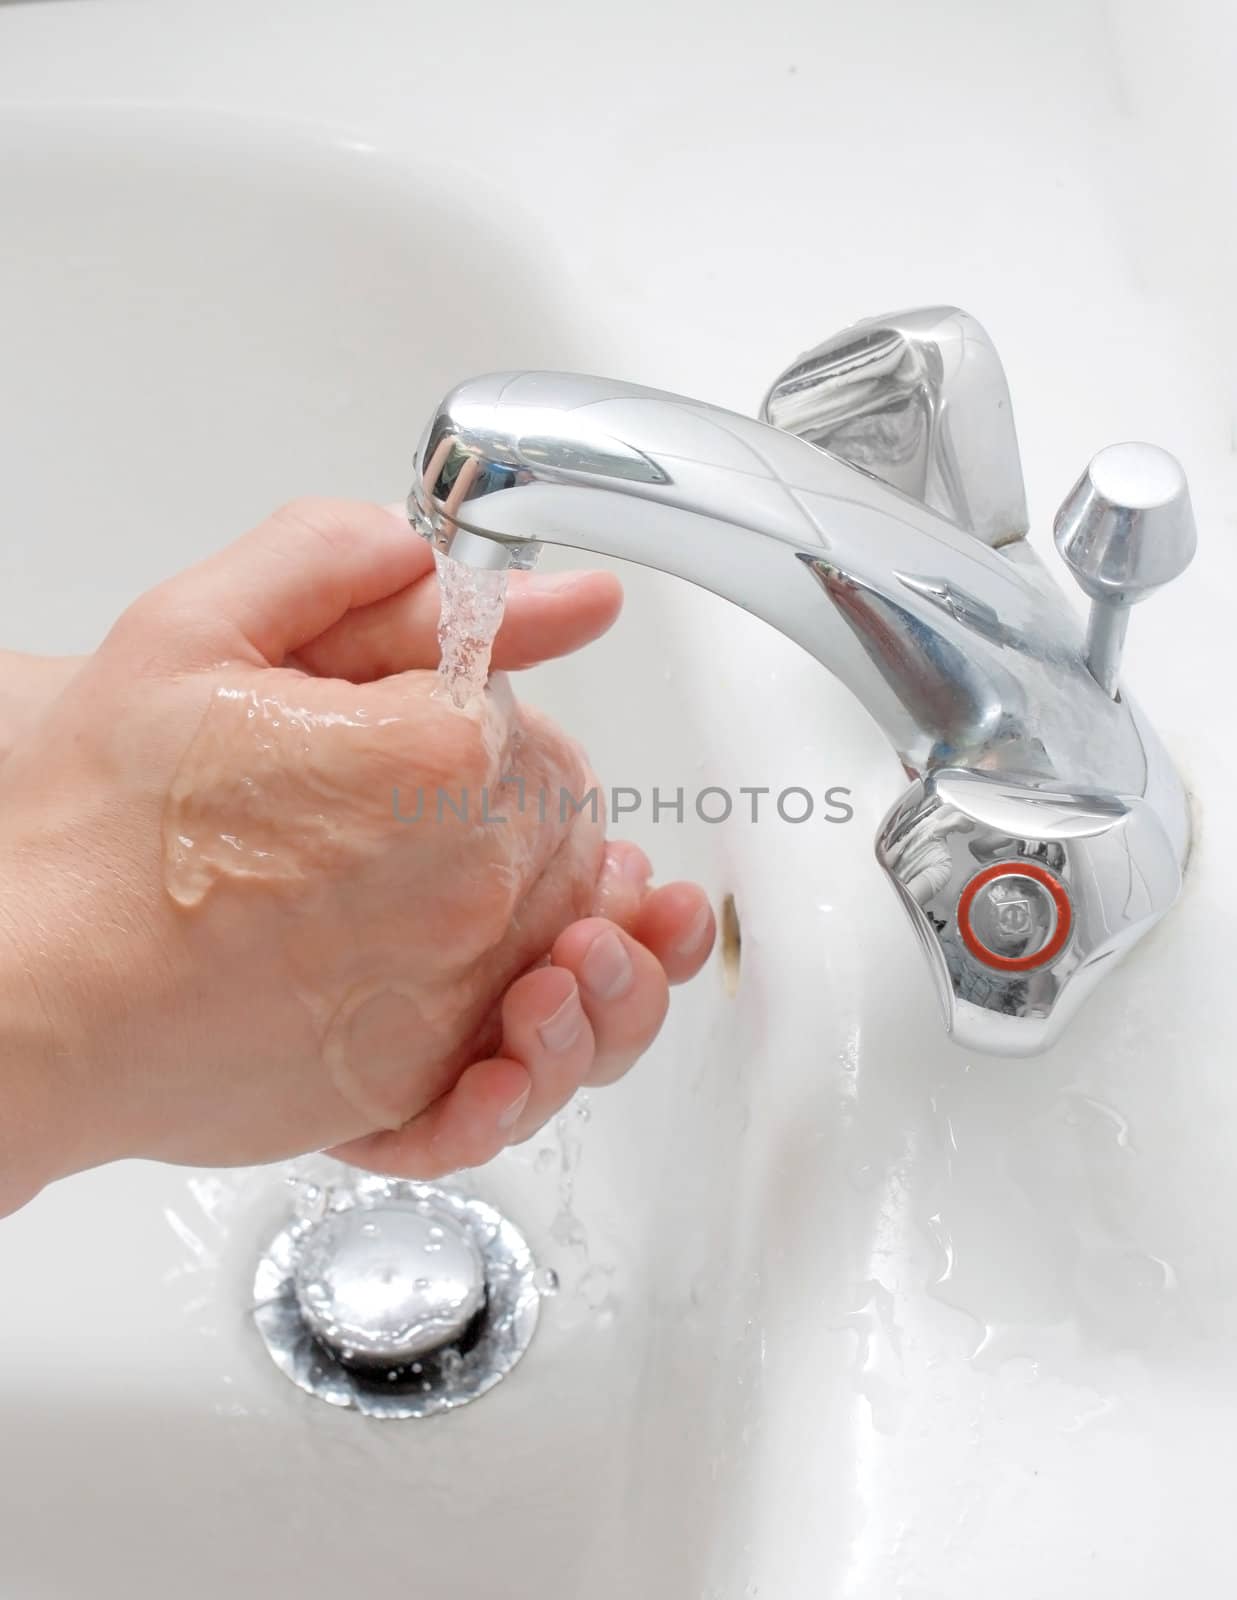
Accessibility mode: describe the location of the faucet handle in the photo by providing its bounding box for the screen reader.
[1053,442,1196,697]
[761,306,1029,547]
[876,766,1183,1055]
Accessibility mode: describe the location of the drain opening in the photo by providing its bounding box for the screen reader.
[253,1177,541,1419]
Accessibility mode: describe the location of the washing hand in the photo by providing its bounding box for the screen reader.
[0,499,714,1218]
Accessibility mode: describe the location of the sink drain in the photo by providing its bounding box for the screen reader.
[252,1176,540,1419]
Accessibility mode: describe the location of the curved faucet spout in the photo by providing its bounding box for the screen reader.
[411,370,1141,789]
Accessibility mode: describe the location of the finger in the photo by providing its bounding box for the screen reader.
[493,571,622,669]
[631,883,716,984]
[132,498,431,667]
[295,567,623,682]
[589,839,653,928]
[326,1056,532,1181]
[496,965,597,1141]
[590,852,715,980]
[550,918,670,1088]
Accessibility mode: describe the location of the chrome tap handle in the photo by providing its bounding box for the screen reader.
[876,765,1183,1057]
[1053,442,1196,697]
[761,306,1029,548]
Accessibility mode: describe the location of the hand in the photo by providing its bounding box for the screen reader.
[0,500,714,1216]
[0,649,80,762]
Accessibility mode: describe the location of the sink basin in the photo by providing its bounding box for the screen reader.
[1,3,1235,1596]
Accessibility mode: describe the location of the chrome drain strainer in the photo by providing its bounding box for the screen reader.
[252,1176,540,1419]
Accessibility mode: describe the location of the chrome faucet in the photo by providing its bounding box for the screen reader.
[408,308,1194,1056]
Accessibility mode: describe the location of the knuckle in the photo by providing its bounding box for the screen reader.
[103,582,185,664]
[267,498,359,562]
[422,705,500,793]
[111,585,166,637]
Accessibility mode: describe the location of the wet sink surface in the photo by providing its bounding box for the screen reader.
[2,3,1237,1596]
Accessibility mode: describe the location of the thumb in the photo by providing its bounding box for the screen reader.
[119,498,431,668]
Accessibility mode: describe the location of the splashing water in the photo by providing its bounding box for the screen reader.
[547,1094,617,1312]
[433,549,509,709]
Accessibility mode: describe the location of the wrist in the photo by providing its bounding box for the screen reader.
[0,884,100,1216]
[0,651,81,765]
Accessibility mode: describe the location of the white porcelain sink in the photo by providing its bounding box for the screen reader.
[1,3,1236,1596]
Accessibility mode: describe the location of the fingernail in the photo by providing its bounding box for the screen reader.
[581,929,634,1000]
[538,987,586,1053]
[497,1082,531,1130]
[676,902,714,957]
[601,843,651,889]
[622,846,652,884]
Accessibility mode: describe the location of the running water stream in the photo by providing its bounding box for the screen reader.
[432,549,509,709]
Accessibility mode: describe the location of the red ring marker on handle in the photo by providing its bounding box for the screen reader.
[957,861,1072,972]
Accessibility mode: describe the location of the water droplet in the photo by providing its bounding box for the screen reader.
[293,1182,328,1223]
